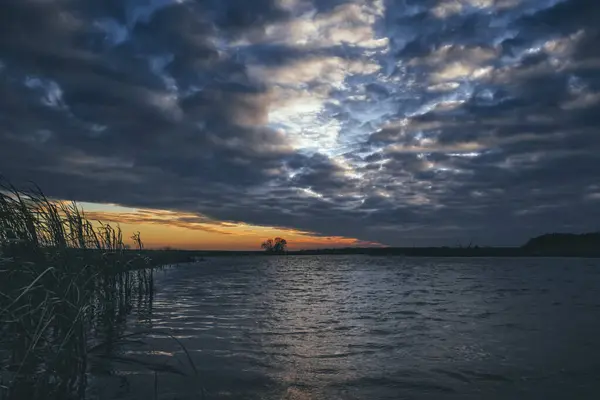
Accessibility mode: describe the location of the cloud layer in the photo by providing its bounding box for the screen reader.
[2,0,600,246]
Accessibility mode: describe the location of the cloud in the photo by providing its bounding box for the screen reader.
[1,0,600,247]
[84,208,235,235]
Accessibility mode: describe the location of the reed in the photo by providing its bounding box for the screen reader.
[0,182,159,400]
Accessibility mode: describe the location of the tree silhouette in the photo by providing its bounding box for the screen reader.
[261,238,274,252]
[261,237,287,253]
[273,237,287,253]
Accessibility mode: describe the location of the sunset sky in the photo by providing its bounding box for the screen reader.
[78,202,377,250]
[1,0,600,249]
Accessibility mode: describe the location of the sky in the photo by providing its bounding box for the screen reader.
[1,0,600,249]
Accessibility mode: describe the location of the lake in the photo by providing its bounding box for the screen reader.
[88,256,600,400]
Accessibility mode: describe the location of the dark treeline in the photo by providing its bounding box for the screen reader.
[289,232,600,257]
[56,233,600,259]
[183,232,600,258]
[522,232,600,255]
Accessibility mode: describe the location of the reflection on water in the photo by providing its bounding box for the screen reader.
[89,256,600,399]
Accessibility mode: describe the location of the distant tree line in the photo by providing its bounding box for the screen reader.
[522,232,600,253]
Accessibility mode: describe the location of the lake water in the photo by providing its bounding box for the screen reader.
[89,256,600,400]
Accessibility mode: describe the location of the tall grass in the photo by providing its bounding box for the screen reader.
[0,183,157,400]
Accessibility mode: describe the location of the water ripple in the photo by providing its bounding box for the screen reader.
[90,256,600,400]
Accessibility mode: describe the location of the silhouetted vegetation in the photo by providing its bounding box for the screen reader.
[261,237,288,254]
[522,232,600,256]
[0,183,199,400]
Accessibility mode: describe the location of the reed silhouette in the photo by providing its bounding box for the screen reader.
[0,182,200,400]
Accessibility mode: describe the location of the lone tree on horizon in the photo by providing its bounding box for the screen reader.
[261,237,288,254]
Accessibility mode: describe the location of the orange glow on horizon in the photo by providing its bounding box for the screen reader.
[80,205,381,251]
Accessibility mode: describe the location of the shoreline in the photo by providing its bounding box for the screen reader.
[152,248,600,259]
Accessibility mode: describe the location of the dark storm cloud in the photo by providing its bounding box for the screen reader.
[1,0,600,246]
